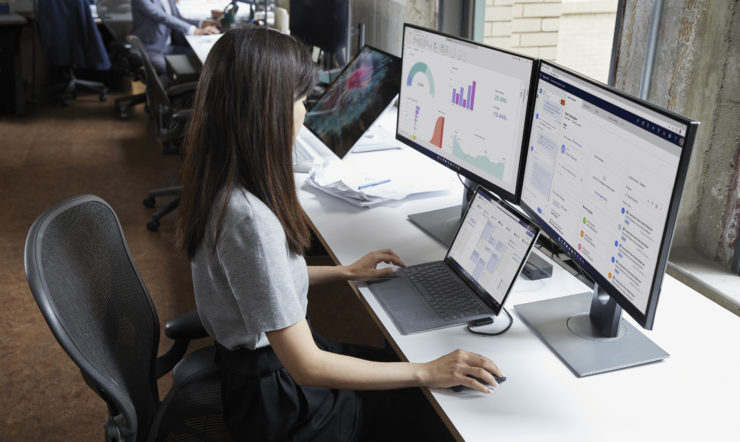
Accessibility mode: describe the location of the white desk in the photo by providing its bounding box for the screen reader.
[185,34,223,65]
[295,117,740,441]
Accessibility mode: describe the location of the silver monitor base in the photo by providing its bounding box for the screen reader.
[407,205,462,247]
[515,293,669,377]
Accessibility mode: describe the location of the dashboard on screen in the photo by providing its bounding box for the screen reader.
[396,24,536,202]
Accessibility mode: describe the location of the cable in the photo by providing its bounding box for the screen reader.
[465,308,513,336]
[457,173,472,191]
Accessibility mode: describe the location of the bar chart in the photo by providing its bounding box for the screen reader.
[451,81,477,110]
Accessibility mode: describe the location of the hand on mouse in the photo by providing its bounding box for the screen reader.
[418,349,503,394]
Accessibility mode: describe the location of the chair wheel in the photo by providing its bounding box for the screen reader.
[142,196,155,208]
[118,110,129,120]
[146,220,160,232]
[100,93,107,102]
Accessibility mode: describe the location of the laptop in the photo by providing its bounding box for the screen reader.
[294,45,402,167]
[368,186,541,335]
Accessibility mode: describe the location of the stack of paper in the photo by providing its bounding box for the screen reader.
[305,148,457,207]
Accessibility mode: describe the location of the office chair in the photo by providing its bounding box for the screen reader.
[97,0,147,119]
[35,0,110,106]
[127,35,195,231]
[24,195,232,442]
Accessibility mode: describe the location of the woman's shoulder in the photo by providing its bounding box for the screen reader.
[222,188,279,230]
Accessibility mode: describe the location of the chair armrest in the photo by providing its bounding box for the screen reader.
[156,311,210,378]
[170,108,193,122]
[166,82,197,98]
[165,311,208,340]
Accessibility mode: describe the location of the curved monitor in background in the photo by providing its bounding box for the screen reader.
[303,45,401,159]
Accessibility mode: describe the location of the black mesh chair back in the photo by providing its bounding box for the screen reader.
[126,35,172,125]
[25,195,231,442]
[126,34,193,156]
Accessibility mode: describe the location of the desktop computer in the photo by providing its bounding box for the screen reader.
[396,24,537,246]
[515,61,699,376]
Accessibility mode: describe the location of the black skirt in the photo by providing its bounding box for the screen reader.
[214,331,454,442]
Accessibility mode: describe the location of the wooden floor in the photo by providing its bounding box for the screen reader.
[0,88,381,441]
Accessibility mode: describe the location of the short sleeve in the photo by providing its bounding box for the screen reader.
[216,216,306,335]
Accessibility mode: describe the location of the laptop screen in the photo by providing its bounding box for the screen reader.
[446,187,540,311]
[303,45,402,158]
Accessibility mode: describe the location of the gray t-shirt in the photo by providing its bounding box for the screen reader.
[191,188,309,350]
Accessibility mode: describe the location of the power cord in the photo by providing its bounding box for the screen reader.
[457,173,471,191]
[465,308,513,336]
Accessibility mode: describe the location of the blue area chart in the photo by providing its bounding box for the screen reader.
[452,135,505,180]
[406,62,435,96]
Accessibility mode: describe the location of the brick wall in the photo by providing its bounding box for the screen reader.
[484,0,562,60]
[483,0,618,82]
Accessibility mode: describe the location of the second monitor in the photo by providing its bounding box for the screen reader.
[396,24,537,245]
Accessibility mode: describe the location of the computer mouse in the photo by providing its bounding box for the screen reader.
[293,160,315,173]
[451,374,506,392]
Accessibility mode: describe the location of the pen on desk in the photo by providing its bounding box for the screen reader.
[358,179,391,190]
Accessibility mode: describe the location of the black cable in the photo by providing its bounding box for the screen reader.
[465,308,513,336]
[457,173,472,191]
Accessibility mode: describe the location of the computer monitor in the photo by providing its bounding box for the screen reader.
[303,45,401,158]
[396,23,537,246]
[515,61,699,377]
[289,0,350,67]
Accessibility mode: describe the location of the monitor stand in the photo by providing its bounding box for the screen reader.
[407,204,463,247]
[515,284,669,377]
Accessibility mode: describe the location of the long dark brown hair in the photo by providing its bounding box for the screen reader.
[178,26,315,258]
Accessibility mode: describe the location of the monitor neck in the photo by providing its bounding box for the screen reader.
[588,283,622,338]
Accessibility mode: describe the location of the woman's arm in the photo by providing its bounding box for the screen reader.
[267,318,503,394]
[307,249,406,285]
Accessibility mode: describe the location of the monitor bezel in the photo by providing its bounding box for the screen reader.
[519,60,699,330]
[303,44,401,158]
[396,23,539,204]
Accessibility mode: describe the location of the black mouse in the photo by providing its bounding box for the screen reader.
[451,374,506,392]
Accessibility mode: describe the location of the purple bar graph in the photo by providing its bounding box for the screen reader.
[450,81,477,110]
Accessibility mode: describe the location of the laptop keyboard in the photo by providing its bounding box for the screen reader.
[402,262,488,321]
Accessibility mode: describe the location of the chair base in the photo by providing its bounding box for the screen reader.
[143,186,182,232]
[54,68,108,106]
[114,92,146,119]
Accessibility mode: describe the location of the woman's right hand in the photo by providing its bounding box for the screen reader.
[418,349,503,394]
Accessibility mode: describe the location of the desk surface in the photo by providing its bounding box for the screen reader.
[295,110,740,441]
[185,34,223,65]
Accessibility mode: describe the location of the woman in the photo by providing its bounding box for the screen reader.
[178,26,503,441]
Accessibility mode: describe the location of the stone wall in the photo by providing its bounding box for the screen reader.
[615,0,740,267]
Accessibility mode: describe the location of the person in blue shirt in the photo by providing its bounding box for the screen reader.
[131,0,219,73]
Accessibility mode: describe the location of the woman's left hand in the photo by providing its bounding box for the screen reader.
[344,249,406,281]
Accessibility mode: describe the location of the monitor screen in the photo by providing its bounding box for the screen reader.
[446,188,540,310]
[303,45,402,158]
[396,24,536,203]
[520,61,697,329]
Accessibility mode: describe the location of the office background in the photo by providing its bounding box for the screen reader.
[0,1,738,440]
